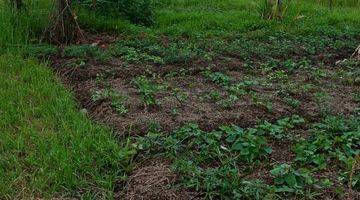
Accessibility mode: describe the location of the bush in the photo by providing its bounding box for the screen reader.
[75,0,154,25]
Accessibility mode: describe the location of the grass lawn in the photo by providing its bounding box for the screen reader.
[0,0,359,199]
[0,54,135,199]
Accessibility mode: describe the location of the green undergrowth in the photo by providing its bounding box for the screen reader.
[136,114,359,199]
[77,0,360,38]
[0,54,136,199]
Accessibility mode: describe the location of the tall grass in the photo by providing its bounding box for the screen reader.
[0,53,135,199]
[0,0,53,53]
[0,1,136,199]
[315,0,360,7]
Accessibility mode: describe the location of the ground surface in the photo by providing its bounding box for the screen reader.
[48,31,360,199]
[1,0,360,199]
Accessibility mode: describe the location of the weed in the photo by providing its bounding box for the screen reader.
[352,92,360,103]
[258,0,289,20]
[217,94,239,109]
[294,116,360,174]
[133,76,163,106]
[63,44,111,62]
[270,164,314,193]
[91,88,128,115]
[67,58,87,68]
[314,92,332,116]
[172,87,188,104]
[256,115,305,140]
[251,93,274,113]
[25,44,57,58]
[75,0,154,25]
[311,68,328,80]
[284,97,301,108]
[268,70,288,82]
[203,71,232,87]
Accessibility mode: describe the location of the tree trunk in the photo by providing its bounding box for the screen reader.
[14,0,22,9]
[352,45,360,59]
[329,0,333,10]
[47,0,81,44]
[9,0,23,9]
[277,0,282,13]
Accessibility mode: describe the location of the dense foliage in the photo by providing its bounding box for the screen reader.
[74,0,154,25]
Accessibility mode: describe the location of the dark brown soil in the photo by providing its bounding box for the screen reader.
[117,159,201,200]
[51,52,358,136]
[49,37,359,199]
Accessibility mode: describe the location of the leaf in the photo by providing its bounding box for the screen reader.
[231,142,243,151]
[275,186,295,193]
[284,174,297,187]
[264,147,273,154]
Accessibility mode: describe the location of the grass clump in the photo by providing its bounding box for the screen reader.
[0,54,135,199]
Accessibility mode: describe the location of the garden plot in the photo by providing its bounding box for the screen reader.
[50,41,359,135]
[43,33,360,199]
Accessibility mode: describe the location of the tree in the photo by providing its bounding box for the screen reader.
[9,0,23,10]
[46,0,82,44]
[352,45,360,59]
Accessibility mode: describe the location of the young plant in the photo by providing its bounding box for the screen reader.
[133,76,163,106]
[270,164,314,192]
[256,115,305,140]
[203,70,232,87]
[314,92,331,116]
[91,88,128,115]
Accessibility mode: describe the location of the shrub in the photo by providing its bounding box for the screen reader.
[75,0,154,25]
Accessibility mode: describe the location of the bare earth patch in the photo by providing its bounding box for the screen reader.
[48,38,359,199]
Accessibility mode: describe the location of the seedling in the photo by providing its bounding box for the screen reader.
[91,88,128,115]
[133,76,163,106]
[203,70,232,87]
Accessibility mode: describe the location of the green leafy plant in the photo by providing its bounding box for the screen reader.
[91,88,128,115]
[111,45,164,64]
[203,71,232,87]
[251,93,274,112]
[136,122,275,199]
[314,92,331,116]
[216,94,239,109]
[284,97,300,108]
[63,44,111,61]
[133,76,163,106]
[268,70,288,82]
[172,87,188,104]
[256,115,305,140]
[228,81,259,97]
[270,164,314,192]
[294,116,360,172]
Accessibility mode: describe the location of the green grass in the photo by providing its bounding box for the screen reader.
[0,54,135,199]
[78,0,360,38]
[0,0,53,52]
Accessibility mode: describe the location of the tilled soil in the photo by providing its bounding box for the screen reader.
[51,54,358,136]
[49,40,359,199]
